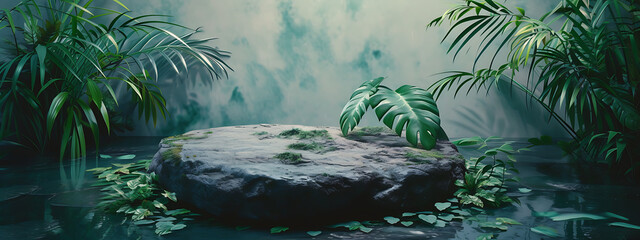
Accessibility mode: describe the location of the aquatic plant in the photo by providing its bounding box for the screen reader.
[452,137,522,208]
[339,77,447,150]
[427,0,640,180]
[0,0,231,161]
[88,159,197,235]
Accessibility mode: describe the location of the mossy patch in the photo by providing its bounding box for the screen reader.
[162,147,183,165]
[349,126,392,137]
[274,152,304,165]
[205,131,213,134]
[287,142,324,151]
[279,128,331,139]
[405,150,447,164]
[162,133,207,145]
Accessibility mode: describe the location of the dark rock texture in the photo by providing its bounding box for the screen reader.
[149,124,465,225]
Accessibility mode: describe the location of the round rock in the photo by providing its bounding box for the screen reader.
[149,124,465,225]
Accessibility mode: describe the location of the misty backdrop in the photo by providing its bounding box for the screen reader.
[101,0,565,138]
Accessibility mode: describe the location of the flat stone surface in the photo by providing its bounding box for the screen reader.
[149,124,465,225]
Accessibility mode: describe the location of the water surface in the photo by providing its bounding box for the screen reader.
[1,138,639,239]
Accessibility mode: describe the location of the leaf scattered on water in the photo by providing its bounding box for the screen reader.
[435,202,451,211]
[479,222,508,231]
[419,214,437,224]
[307,231,322,236]
[518,188,532,193]
[400,221,413,227]
[438,214,454,221]
[116,154,136,160]
[609,222,640,230]
[384,216,400,224]
[496,217,522,225]
[99,154,112,159]
[531,226,560,237]
[532,210,559,218]
[402,212,416,217]
[270,226,289,234]
[434,220,446,227]
[551,213,605,221]
[359,226,373,233]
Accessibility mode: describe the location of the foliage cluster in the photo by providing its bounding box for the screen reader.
[0,0,231,161]
[88,159,197,235]
[339,77,448,150]
[427,0,640,179]
[452,137,522,208]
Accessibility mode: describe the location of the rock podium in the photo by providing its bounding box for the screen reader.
[149,124,465,225]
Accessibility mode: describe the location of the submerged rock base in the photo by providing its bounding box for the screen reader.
[149,124,465,225]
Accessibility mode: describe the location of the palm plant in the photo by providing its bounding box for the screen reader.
[0,0,231,161]
[428,0,640,179]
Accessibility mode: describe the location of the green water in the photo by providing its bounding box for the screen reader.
[1,138,639,239]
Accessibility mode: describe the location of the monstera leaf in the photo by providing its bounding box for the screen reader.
[339,77,385,136]
[369,85,447,149]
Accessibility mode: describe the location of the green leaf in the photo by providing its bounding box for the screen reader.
[532,211,559,218]
[609,222,640,230]
[165,209,191,216]
[451,209,471,216]
[116,154,136,160]
[100,154,112,159]
[419,214,437,224]
[531,226,560,237]
[400,221,413,227]
[339,77,385,136]
[496,217,521,225]
[479,221,508,231]
[359,226,373,233]
[155,221,175,235]
[603,212,629,221]
[307,231,322,236]
[270,226,289,234]
[434,202,452,211]
[163,191,177,202]
[594,88,640,130]
[434,220,446,227]
[47,92,69,134]
[518,188,532,193]
[438,214,454,221]
[402,212,416,217]
[384,216,400,224]
[86,167,111,173]
[551,213,606,221]
[330,221,362,230]
[370,85,447,149]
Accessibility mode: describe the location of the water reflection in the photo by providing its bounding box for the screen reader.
[1,138,639,239]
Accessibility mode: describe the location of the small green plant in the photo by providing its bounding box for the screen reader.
[287,142,324,151]
[348,126,390,137]
[279,128,330,139]
[339,77,447,150]
[274,152,304,164]
[452,137,522,208]
[88,159,197,235]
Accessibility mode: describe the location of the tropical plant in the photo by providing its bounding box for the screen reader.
[427,0,640,179]
[0,0,231,161]
[452,137,521,208]
[339,77,448,150]
[88,159,196,235]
